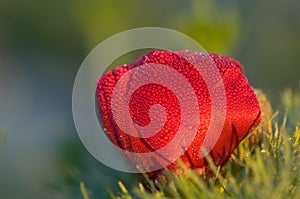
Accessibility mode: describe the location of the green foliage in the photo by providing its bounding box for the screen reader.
[81,89,300,199]
[281,88,300,126]
[178,0,240,54]
[80,182,90,199]
[67,0,239,55]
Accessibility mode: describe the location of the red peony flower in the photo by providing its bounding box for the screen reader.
[96,50,261,177]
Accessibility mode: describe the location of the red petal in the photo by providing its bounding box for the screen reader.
[96,50,261,176]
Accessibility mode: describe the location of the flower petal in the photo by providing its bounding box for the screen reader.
[96,50,261,176]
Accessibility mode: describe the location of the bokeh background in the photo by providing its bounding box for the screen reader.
[0,0,299,198]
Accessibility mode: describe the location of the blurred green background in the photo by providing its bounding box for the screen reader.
[0,0,299,198]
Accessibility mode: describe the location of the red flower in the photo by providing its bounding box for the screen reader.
[96,50,261,177]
